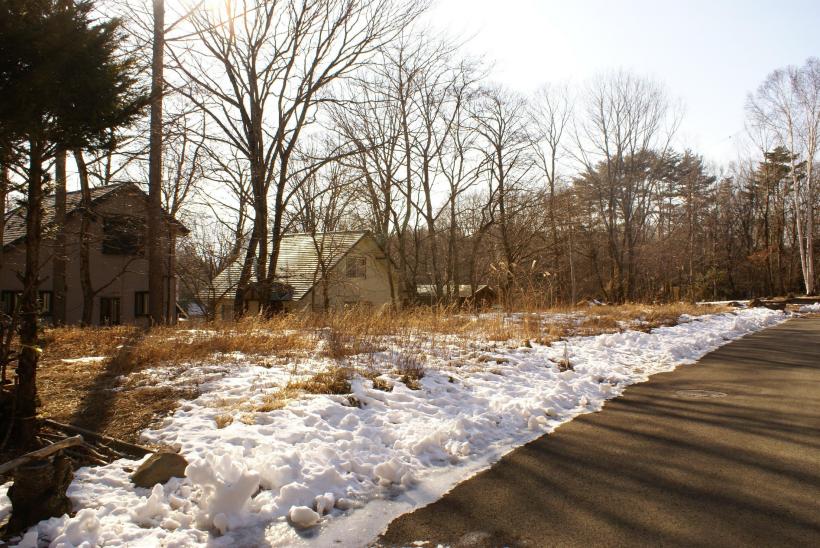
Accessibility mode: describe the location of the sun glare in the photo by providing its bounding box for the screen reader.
[168,0,226,20]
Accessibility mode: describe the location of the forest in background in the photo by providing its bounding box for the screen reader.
[2,0,818,315]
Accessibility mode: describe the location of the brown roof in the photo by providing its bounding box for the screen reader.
[3,182,188,249]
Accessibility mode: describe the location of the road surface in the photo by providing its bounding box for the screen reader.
[378,316,820,547]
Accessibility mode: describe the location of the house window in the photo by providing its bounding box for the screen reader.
[38,291,53,316]
[345,256,366,279]
[134,291,149,317]
[102,215,145,255]
[1,291,20,315]
[1,291,53,316]
[100,297,121,325]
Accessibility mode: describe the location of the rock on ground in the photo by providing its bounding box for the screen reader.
[130,452,188,488]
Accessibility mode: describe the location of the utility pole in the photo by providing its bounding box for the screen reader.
[147,0,165,325]
[52,149,67,325]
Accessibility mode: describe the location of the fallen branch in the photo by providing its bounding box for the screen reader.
[64,448,107,467]
[80,442,114,464]
[42,419,152,458]
[0,435,83,476]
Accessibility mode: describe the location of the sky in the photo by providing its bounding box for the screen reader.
[425,0,820,165]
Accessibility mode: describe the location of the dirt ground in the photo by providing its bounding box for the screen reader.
[34,327,198,446]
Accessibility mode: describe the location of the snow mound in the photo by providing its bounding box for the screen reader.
[288,506,320,529]
[16,308,786,547]
[799,302,820,313]
[187,452,261,534]
[0,482,10,526]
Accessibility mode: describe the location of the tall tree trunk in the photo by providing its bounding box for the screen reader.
[806,161,816,294]
[568,207,577,305]
[0,160,8,268]
[147,0,166,325]
[16,138,45,449]
[52,149,67,325]
[167,226,177,324]
[447,197,458,304]
[233,235,259,319]
[74,151,95,326]
[548,174,561,303]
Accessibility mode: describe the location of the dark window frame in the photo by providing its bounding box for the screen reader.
[345,256,367,279]
[100,296,121,326]
[102,215,146,256]
[3,290,55,317]
[38,290,53,316]
[1,290,20,315]
[134,291,149,317]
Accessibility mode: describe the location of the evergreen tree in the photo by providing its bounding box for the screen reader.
[0,0,146,448]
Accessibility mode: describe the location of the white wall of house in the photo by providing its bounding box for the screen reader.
[295,237,396,312]
[213,236,398,318]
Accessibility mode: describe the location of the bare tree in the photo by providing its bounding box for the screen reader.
[437,69,482,302]
[470,86,538,304]
[169,0,426,317]
[573,71,678,301]
[529,83,572,301]
[290,157,356,310]
[748,58,820,295]
[73,151,140,325]
[330,52,407,305]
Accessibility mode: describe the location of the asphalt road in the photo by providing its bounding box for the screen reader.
[378,316,820,548]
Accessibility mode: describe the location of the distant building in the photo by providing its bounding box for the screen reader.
[415,283,497,308]
[207,231,399,319]
[1,183,188,326]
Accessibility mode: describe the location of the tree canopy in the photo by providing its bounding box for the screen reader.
[0,0,146,154]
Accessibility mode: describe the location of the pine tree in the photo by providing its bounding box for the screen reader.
[0,0,146,448]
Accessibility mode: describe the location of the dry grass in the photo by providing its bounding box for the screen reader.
[106,324,313,377]
[233,367,354,420]
[587,303,728,332]
[35,319,313,444]
[41,325,138,361]
[31,301,728,442]
[35,356,198,446]
[287,366,353,395]
[214,413,234,429]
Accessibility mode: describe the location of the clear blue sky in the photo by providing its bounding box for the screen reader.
[427,0,820,164]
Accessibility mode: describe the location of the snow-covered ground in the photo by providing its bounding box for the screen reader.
[799,302,820,313]
[10,308,786,547]
[0,482,10,526]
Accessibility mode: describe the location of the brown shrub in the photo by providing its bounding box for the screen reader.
[215,414,234,429]
[288,366,352,395]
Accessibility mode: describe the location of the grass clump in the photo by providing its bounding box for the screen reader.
[215,414,234,429]
[394,351,424,390]
[288,366,353,395]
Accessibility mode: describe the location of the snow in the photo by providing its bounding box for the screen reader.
[14,308,785,547]
[0,482,10,525]
[798,302,820,313]
[289,506,321,529]
[59,356,108,364]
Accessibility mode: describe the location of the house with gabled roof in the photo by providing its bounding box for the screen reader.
[1,182,188,326]
[207,231,399,318]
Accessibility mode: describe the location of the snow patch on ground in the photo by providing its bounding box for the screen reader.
[0,482,10,525]
[15,308,786,547]
[59,356,108,364]
[799,302,820,313]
